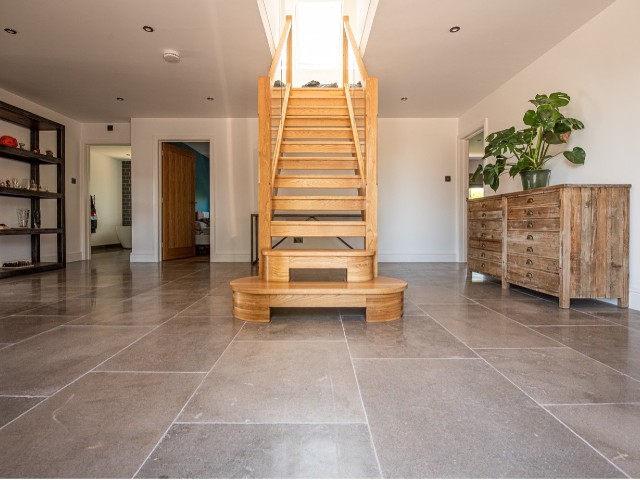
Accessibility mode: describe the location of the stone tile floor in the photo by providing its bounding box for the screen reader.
[0,250,639,478]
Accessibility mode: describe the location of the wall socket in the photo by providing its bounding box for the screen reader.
[293,237,303,243]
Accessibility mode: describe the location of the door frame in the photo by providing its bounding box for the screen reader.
[456,120,488,262]
[157,137,213,262]
[80,142,131,261]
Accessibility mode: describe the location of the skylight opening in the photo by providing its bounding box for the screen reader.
[294,0,342,71]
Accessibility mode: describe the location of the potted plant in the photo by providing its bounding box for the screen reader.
[471,92,586,191]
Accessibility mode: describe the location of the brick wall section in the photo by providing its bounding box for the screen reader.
[121,161,131,226]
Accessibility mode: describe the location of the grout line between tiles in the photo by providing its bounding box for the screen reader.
[0,394,48,399]
[91,370,209,375]
[339,312,384,479]
[173,420,369,425]
[543,401,640,407]
[131,319,247,478]
[422,311,632,479]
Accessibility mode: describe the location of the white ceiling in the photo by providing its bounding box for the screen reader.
[0,0,615,121]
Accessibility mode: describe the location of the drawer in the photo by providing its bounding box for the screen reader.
[469,219,502,231]
[507,191,560,208]
[469,238,502,252]
[507,205,560,220]
[468,209,502,220]
[507,239,558,258]
[507,230,560,245]
[468,229,502,241]
[468,258,502,278]
[469,248,502,263]
[507,218,560,232]
[507,254,559,273]
[468,197,502,212]
[507,265,559,294]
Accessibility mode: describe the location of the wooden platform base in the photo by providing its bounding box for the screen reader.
[230,276,407,323]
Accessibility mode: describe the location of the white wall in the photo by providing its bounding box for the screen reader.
[130,118,258,262]
[378,118,458,261]
[0,87,83,263]
[89,149,122,246]
[459,0,640,309]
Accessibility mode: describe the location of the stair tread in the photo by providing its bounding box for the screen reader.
[230,276,407,295]
[272,220,365,225]
[274,195,364,199]
[276,174,360,178]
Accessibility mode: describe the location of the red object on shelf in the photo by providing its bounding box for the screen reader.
[0,135,18,147]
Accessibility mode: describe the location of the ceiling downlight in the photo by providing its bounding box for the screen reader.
[142,26,154,33]
[449,26,461,33]
[4,28,18,35]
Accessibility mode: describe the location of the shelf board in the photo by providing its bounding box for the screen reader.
[0,262,64,279]
[0,186,61,199]
[0,145,62,165]
[0,227,62,236]
[0,100,63,131]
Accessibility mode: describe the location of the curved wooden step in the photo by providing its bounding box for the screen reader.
[230,276,407,323]
[262,249,376,282]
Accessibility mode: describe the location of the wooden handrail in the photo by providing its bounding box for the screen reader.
[270,84,291,184]
[344,86,366,181]
[268,16,292,81]
[343,16,369,84]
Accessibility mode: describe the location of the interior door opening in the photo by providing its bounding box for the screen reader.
[467,131,485,200]
[161,142,211,261]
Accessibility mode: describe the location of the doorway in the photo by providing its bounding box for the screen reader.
[160,142,211,261]
[467,131,485,200]
[88,145,132,256]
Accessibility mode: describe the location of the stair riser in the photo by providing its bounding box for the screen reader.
[271,224,366,237]
[284,118,352,127]
[281,144,357,153]
[272,198,365,211]
[278,160,359,170]
[285,107,350,116]
[264,255,374,282]
[288,97,346,107]
[274,178,362,189]
[281,129,360,139]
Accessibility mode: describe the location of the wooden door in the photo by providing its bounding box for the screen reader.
[162,143,196,260]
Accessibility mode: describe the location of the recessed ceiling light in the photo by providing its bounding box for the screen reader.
[116,97,125,101]
[4,28,17,35]
[449,26,461,33]
[206,97,215,101]
[142,26,154,33]
[401,97,408,101]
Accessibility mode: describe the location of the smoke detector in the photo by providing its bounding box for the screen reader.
[163,49,181,63]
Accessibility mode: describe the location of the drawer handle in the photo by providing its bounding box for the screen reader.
[481,212,486,217]
[527,197,534,204]
[526,272,533,279]
[480,252,486,258]
[481,233,486,238]
[527,222,534,229]
[526,259,533,265]
[527,234,534,240]
[526,210,534,216]
[480,242,486,248]
[526,246,533,253]
[481,223,486,228]
[481,263,486,268]
[481,203,486,210]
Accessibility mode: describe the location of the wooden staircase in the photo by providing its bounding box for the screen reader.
[230,15,407,323]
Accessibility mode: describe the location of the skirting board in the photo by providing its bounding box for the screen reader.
[630,287,640,311]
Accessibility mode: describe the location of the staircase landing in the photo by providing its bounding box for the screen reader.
[230,276,407,323]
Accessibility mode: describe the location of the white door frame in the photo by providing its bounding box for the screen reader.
[456,119,488,262]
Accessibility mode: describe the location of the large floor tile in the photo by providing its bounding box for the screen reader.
[479,348,640,405]
[237,308,345,341]
[0,315,74,342]
[99,316,243,372]
[343,315,476,359]
[548,404,640,478]
[69,295,194,326]
[532,326,640,380]
[136,423,380,479]
[423,304,562,348]
[0,325,151,395]
[178,295,233,316]
[180,341,364,423]
[21,297,122,317]
[0,396,44,428]
[354,358,623,478]
[0,301,54,316]
[478,297,614,326]
[0,372,203,478]
[574,309,640,331]
[405,285,474,305]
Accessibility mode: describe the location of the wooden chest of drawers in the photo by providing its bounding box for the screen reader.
[468,185,630,308]
[467,196,506,286]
